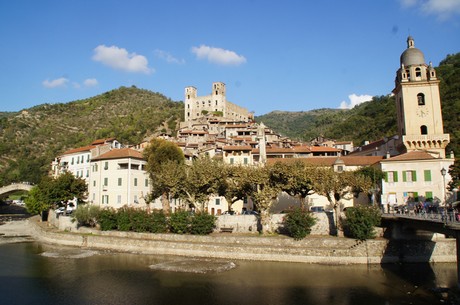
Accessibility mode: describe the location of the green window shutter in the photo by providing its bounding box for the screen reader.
[394,171,398,182]
[384,172,388,182]
[413,192,418,201]
[425,191,433,200]
[412,170,417,182]
[403,171,407,182]
[424,170,431,181]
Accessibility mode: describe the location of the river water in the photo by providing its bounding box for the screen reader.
[0,242,459,305]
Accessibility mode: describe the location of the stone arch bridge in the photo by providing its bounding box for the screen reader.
[0,183,33,198]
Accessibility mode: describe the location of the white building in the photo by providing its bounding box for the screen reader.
[89,148,150,209]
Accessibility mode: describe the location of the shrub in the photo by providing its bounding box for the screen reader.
[169,210,191,234]
[116,206,133,231]
[149,210,168,233]
[343,205,381,240]
[130,208,152,233]
[72,204,101,227]
[98,208,117,231]
[283,207,317,240]
[190,212,216,235]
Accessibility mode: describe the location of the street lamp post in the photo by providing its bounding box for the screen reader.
[441,167,447,224]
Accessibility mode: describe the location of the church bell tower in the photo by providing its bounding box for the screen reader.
[393,36,450,158]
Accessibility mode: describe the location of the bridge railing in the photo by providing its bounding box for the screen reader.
[382,211,459,224]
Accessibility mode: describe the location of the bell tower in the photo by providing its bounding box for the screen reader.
[393,36,450,158]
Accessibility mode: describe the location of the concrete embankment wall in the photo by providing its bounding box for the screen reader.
[28,217,456,264]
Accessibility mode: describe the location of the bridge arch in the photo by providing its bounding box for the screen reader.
[0,183,34,198]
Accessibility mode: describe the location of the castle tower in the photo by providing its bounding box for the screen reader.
[393,36,450,158]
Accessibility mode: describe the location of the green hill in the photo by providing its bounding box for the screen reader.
[0,86,184,185]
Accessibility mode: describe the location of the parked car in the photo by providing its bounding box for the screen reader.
[55,203,76,215]
[242,210,259,215]
[310,206,324,213]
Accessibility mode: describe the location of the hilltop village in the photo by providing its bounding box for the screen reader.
[51,37,455,216]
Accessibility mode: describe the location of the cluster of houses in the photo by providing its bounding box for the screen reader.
[51,36,456,215]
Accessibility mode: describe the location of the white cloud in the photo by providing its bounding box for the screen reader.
[42,77,69,88]
[83,78,98,87]
[92,45,153,74]
[399,0,460,20]
[191,45,247,66]
[339,94,373,109]
[154,49,185,64]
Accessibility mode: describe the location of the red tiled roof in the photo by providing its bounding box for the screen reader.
[383,151,437,161]
[267,156,383,166]
[223,145,253,151]
[91,137,116,145]
[62,145,96,155]
[92,148,144,161]
[309,146,340,152]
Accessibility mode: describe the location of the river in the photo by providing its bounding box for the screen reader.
[0,242,459,305]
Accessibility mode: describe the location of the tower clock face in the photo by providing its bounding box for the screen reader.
[416,108,429,118]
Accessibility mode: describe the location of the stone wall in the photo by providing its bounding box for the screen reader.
[28,216,456,265]
[216,212,333,235]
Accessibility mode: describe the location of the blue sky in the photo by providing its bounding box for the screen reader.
[1,0,459,116]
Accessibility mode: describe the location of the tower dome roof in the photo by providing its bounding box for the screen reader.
[400,36,425,66]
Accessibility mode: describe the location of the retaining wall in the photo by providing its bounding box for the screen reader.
[28,217,456,265]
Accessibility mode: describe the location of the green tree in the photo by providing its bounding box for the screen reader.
[143,138,185,214]
[220,165,254,213]
[271,161,315,209]
[448,160,460,196]
[246,165,282,234]
[182,157,226,212]
[311,168,372,235]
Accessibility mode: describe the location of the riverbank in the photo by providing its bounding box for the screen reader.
[0,215,455,265]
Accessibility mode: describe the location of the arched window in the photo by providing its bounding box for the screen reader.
[417,93,425,105]
[420,125,428,135]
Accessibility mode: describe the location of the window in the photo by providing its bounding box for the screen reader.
[421,125,428,135]
[415,67,421,77]
[71,157,74,165]
[134,178,138,186]
[337,166,344,172]
[385,171,398,183]
[87,155,90,162]
[93,164,98,172]
[81,155,84,163]
[230,158,234,164]
[417,93,425,105]
[86,170,89,178]
[425,191,433,201]
[134,195,139,204]
[93,180,96,187]
[104,162,109,170]
[104,177,108,186]
[244,157,248,164]
[424,170,431,182]
[117,195,122,204]
[92,193,95,201]
[102,195,109,204]
[215,198,220,205]
[145,179,149,187]
[118,178,122,186]
[403,170,417,182]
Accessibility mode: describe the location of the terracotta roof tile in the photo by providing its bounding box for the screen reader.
[62,145,96,155]
[223,145,253,151]
[92,148,144,161]
[383,151,437,161]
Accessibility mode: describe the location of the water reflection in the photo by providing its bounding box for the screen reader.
[0,242,457,305]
